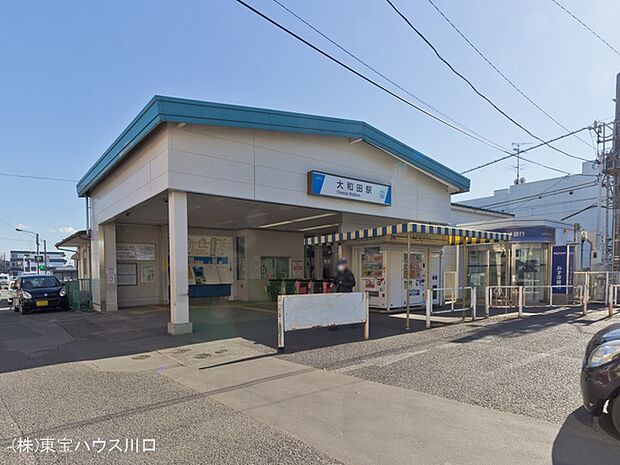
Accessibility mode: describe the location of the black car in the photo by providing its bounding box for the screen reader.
[13,275,69,314]
[581,322,620,433]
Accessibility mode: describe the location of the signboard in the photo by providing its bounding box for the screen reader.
[492,226,555,243]
[551,245,574,293]
[307,171,391,205]
[116,243,156,261]
[291,258,304,279]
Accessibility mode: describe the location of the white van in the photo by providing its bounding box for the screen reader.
[7,279,18,308]
[0,273,9,289]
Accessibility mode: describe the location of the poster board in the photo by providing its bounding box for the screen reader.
[188,235,233,285]
[117,243,156,261]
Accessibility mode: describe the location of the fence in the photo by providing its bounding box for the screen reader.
[425,287,476,329]
[574,271,620,305]
[277,292,369,349]
[607,284,620,317]
[485,285,584,317]
[66,279,92,311]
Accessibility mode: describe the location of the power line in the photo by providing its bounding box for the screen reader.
[236,0,579,179]
[0,171,77,183]
[425,0,594,149]
[478,180,595,210]
[233,0,516,155]
[551,0,620,58]
[384,0,590,162]
[461,126,591,174]
[271,0,506,152]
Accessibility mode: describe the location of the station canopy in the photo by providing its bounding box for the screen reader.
[304,221,511,246]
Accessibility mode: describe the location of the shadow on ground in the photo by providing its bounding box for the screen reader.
[552,407,620,464]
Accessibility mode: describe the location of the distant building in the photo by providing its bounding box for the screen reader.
[457,161,608,261]
[9,250,66,278]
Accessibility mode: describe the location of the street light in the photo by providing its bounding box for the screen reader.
[15,228,40,254]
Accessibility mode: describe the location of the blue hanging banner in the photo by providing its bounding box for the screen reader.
[551,246,567,293]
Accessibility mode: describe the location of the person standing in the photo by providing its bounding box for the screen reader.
[335,258,356,293]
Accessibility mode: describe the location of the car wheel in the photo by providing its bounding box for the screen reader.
[612,396,620,434]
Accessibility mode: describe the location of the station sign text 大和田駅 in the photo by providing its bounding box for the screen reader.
[307,171,392,206]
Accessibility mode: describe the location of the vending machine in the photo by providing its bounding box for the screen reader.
[357,245,439,311]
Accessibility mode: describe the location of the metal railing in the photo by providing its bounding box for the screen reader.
[66,279,92,311]
[485,284,585,317]
[574,271,620,305]
[607,284,620,317]
[425,287,476,329]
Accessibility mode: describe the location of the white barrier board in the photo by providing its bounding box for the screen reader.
[278,292,369,348]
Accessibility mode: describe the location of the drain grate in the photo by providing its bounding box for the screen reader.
[193,353,212,359]
[172,348,191,354]
[132,354,151,360]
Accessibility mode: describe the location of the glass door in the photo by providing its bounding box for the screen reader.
[512,245,548,304]
[467,248,488,303]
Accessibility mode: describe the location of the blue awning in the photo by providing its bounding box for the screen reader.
[304,222,511,246]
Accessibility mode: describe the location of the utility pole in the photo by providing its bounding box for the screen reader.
[603,72,620,271]
[511,142,532,185]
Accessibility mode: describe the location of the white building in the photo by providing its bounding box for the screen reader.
[458,161,607,256]
[70,96,511,335]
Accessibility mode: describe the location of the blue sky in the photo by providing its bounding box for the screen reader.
[0,0,618,258]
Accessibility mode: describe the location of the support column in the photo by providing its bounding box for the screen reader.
[94,223,117,312]
[167,191,192,335]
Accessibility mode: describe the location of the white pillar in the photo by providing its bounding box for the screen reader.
[94,223,117,312]
[167,191,192,335]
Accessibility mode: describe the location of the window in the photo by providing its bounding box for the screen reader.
[117,263,138,286]
[260,257,290,280]
[21,276,60,289]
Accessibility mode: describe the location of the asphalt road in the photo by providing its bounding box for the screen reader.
[0,301,617,463]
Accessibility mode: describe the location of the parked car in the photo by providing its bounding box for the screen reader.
[13,275,68,314]
[0,273,9,289]
[581,322,620,434]
[7,279,17,307]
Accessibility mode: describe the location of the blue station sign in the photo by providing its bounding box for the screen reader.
[307,171,392,206]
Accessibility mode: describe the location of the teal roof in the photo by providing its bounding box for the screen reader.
[77,95,470,197]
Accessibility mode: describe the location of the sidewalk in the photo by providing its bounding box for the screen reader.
[164,354,578,465]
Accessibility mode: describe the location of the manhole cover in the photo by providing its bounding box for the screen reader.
[132,354,151,360]
[193,353,212,359]
[172,348,191,354]
[214,349,228,354]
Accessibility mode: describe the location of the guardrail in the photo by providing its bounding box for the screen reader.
[425,287,476,329]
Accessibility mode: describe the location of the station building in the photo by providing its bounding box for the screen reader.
[72,96,511,335]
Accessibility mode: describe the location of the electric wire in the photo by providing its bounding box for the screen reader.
[234,0,515,155]
[385,0,590,162]
[0,172,78,183]
[461,126,591,174]
[236,0,583,178]
[425,0,594,149]
[477,180,595,209]
[551,0,620,57]
[271,0,505,152]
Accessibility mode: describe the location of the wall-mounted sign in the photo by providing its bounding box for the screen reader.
[307,171,391,206]
[116,243,156,261]
[491,226,555,243]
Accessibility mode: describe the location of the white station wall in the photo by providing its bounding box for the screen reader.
[167,125,452,225]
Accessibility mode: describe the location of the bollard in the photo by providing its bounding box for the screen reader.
[425,288,432,329]
[484,287,490,318]
[582,286,588,316]
[471,287,477,321]
[518,286,523,318]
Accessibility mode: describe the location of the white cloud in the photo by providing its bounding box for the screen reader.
[58,226,77,235]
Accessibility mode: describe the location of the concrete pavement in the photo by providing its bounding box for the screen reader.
[165,353,618,465]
